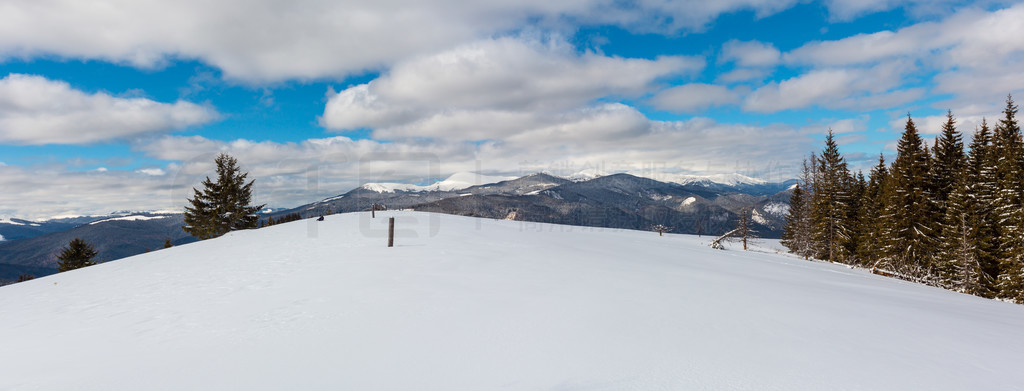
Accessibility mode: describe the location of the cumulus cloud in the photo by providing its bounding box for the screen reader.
[786,4,1024,103]
[0,0,800,83]
[0,74,218,145]
[321,36,702,140]
[719,40,781,67]
[742,60,921,113]
[648,83,740,113]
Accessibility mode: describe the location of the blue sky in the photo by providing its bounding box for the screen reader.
[1,0,1022,219]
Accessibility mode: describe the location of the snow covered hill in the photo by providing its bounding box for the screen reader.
[2,212,1023,390]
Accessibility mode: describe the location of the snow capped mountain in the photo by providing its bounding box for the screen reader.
[358,172,516,193]
[651,172,769,187]
[358,182,426,193]
[566,168,608,182]
[87,214,173,225]
[2,212,1023,390]
[562,170,772,187]
[430,172,517,191]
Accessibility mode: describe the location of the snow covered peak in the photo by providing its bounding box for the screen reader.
[427,172,516,191]
[648,172,768,187]
[566,169,608,182]
[87,214,172,225]
[358,172,515,193]
[358,182,425,193]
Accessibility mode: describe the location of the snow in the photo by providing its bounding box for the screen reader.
[567,168,608,181]
[428,172,516,191]
[763,202,791,217]
[0,233,4,241]
[87,215,171,225]
[0,217,25,226]
[751,209,769,225]
[681,196,697,206]
[652,172,769,187]
[359,172,515,193]
[2,212,1024,390]
[317,195,345,203]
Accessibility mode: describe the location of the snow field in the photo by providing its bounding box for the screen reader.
[2,211,1023,390]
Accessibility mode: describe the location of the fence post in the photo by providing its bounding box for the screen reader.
[388,217,395,247]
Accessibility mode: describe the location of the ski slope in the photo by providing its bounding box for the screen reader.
[2,212,1023,390]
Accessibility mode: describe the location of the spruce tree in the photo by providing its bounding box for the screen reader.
[844,171,867,264]
[992,95,1024,301]
[965,119,1002,296]
[856,154,888,266]
[935,152,990,294]
[57,238,99,272]
[878,115,937,278]
[811,130,852,263]
[931,110,966,217]
[782,184,813,258]
[183,153,266,240]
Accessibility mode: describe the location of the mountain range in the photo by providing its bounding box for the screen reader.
[0,172,795,282]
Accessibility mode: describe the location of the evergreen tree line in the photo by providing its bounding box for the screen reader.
[262,212,303,227]
[783,95,1024,302]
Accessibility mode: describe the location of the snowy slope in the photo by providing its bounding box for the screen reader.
[2,212,1023,390]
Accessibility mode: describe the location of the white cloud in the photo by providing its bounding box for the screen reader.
[0,74,218,145]
[719,40,780,67]
[648,83,740,113]
[136,168,166,176]
[743,60,918,113]
[0,0,809,83]
[774,4,1024,113]
[321,36,702,140]
[744,69,860,112]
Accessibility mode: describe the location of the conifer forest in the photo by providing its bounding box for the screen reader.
[783,95,1024,302]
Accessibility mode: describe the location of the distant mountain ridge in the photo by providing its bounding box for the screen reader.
[273,172,795,240]
[1,172,795,283]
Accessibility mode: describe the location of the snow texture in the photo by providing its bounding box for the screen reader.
[2,212,1023,390]
[763,202,790,217]
[360,172,515,193]
[751,209,769,225]
[567,168,608,181]
[654,172,768,186]
[87,215,170,225]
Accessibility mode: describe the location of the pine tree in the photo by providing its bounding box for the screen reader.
[965,119,1002,296]
[935,150,990,294]
[844,171,867,264]
[878,115,937,279]
[856,154,888,266]
[931,110,966,218]
[811,130,852,263]
[782,184,813,258]
[991,95,1024,301]
[183,153,266,240]
[57,238,99,272]
[163,238,173,249]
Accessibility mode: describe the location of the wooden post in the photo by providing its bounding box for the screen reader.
[371,206,375,218]
[388,217,395,247]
